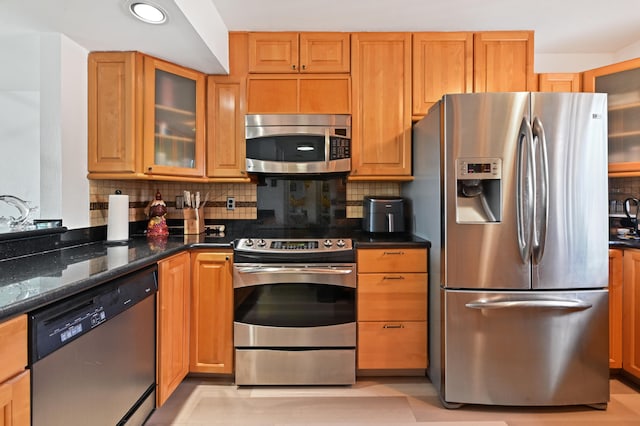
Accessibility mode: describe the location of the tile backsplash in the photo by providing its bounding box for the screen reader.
[609,177,640,214]
[90,180,401,226]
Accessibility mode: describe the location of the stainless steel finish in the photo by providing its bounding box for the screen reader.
[235,238,353,254]
[245,114,351,175]
[530,93,608,289]
[234,263,356,288]
[234,322,356,347]
[32,295,155,425]
[246,157,351,175]
[404,92,609,408]
[235,349,356,385]
[444,289,609,406]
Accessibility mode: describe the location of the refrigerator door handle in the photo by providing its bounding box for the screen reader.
[516,117,534,264]
[531,116,549,264]
[465,298,593,310]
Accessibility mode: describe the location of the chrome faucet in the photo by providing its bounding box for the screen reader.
[0,195,37,228]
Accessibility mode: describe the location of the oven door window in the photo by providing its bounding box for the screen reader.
[246,135,326,163]
[234,283,355,327]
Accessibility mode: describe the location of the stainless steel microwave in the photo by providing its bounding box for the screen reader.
[245,114,351,175]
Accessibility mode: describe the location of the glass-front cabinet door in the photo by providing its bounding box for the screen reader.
[584,57,640,177]
[143,56,205,177]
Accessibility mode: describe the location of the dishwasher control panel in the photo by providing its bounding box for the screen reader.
[29,265,157,363]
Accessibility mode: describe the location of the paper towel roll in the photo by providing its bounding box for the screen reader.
[107,194,129,242]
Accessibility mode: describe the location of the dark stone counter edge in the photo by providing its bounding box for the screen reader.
[0,237,429,322]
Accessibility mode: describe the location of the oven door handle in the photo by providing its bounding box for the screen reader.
[235,267,354,275]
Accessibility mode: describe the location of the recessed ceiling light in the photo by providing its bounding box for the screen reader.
[130,2,167,24]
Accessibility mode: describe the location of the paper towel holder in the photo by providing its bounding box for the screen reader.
[105,189,130,245]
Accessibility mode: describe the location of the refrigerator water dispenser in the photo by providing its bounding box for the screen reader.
[456,158,502,223]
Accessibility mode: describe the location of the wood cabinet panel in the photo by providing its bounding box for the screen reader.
[357,321,427,369]
[0,315,29,426]
[357,273,427,321]
[0,370,30,426]
[88,51,143,175]
[623,248,640,379]
[190,251,234,374]
[157,252,190,407]
[412,32,473,117]
[207,76,247,178]
[610,249,623,369]
[249,32,349,73]
[299,33,350,73]
[538,73,581,92]
[357,248,428,273]
[249,32,299,73]
[248,75,350,114]
[0,316,27,384]
[473,31,535,93]
[351,33,412,178]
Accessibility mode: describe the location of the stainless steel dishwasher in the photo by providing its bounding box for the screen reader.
[29,265,157,426]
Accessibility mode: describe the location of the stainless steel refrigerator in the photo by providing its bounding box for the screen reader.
[404,92,609,408]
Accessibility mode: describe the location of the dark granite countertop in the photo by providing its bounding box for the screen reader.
[0,224,429,322]
[610,235,640,249]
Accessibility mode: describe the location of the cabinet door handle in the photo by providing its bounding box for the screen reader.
[383,251,404,255]
[301,64,306,70]
[292,64,296,70]
[383,324,404,329]
[383,275,404,280]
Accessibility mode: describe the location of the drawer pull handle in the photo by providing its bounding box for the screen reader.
[383,324,404,329]
[383,251,404,255]
[383,275,404,280]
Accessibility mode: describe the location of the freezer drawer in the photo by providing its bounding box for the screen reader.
[442,289,609,407]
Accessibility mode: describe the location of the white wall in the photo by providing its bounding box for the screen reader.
[0,35,41,220]
[0,33,89,229]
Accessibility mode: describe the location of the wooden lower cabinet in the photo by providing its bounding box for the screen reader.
[190,251,234,374]
[357,248,428,371]
[157,252,191,407]
[609,249,623,369]
[623,249,640,379]
[0,315,29,426]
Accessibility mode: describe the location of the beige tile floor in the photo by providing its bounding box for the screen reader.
[146,376,640,425]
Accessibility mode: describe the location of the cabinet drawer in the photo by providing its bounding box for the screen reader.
[357,321,427,369]
[357,273,427,321]
[0,315,27,383]
[357,248,427,273]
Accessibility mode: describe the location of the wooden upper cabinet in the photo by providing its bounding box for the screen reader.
[412,32,473,118]
[350,33,412,180]
[247,75,351,114]
[583,58,640,177]
[538,73,581,92]
[248,32,350,73]
[207,76,248,178]
[143,56,206,178]
[473,31,535,92]
[88,51,144,175]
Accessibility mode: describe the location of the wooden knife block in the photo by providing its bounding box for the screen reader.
[183,208,205,234]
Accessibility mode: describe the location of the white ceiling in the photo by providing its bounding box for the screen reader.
[1,0,640,74]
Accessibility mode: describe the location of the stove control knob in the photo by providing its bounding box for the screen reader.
[244,239,254,247]
[323,239,333,247]
[336,239,346,247]
[256,239,267,247]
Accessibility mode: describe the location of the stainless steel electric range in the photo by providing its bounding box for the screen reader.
[233,237,356,385]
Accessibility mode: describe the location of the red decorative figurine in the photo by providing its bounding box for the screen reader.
[147,190,169,237]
